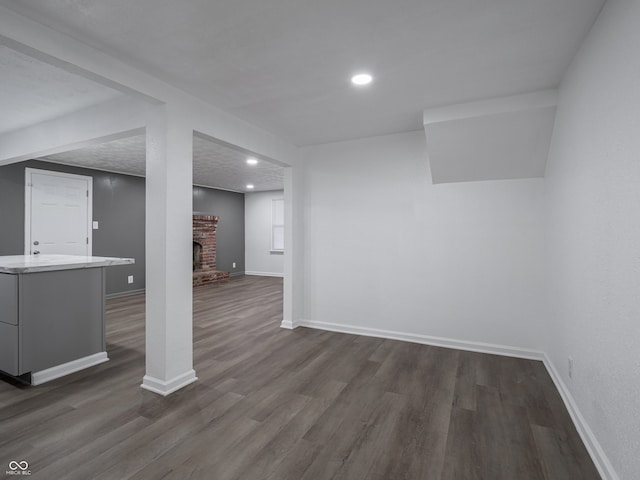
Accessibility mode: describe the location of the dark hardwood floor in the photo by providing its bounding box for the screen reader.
[0,275,600,479]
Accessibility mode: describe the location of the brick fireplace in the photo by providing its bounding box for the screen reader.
[193,213,230,287]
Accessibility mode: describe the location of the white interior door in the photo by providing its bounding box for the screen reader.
[25,168,93,256]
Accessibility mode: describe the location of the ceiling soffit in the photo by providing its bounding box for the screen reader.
[424,91,557,184]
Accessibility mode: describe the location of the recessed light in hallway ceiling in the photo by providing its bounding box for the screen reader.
[351,73,373,86]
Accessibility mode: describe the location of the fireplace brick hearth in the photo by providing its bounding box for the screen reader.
[193,213,230,287]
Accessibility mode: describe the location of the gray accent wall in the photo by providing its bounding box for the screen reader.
[0,160,246,294]
[0,162,25,255]
[193,186,245,276]
[0,160,145,296]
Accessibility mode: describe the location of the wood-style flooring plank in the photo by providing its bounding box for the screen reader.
[0,275,601,480]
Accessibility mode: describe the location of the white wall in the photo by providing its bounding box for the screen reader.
[299,131,546,351]
[245,190,285,276]
[544,1,640,478]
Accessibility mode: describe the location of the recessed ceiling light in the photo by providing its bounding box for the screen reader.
[246,184,255,189]
[351,73,373,86]
[247,158,258,165]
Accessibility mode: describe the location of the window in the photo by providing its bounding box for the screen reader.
[271,198,284,252]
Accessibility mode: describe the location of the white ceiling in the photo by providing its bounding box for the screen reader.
[0,45,122,135]
[192,136,284,192]
[41,135,146,176]
[42,135,284,192]
[0,0,605,146]
[0,42,283,191]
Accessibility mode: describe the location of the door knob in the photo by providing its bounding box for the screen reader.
[33,250,40,255]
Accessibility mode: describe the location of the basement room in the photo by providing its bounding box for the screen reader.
[0,1,637,479]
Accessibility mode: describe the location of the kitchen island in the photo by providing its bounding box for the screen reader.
[0,254,134,385]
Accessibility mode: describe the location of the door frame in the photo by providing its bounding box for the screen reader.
[24,167,94,256]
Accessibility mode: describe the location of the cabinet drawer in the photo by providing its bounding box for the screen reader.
[0,322,19,376]
[0,274,18,325]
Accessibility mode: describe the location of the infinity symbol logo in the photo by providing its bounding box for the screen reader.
[8,460,29,471]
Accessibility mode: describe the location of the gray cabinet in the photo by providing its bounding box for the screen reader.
[0,269,105,380]
[0,274,19,375]
[0,255,133,384]
[0,273,18,325]
[0,322,19,375]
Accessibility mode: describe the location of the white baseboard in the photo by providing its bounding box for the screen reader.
[31,352,109,385]
[288,318,618,480]
[280,319,297,329]
[245,271,284,278]
[141,369,198,396]
[293,319,545,360]
[542,354,619,480]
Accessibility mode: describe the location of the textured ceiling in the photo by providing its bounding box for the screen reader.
[42,136,146,177]
[192,137,284,192]
[0,45,122,135]
[42,135,284,192]
[0,0,605,146]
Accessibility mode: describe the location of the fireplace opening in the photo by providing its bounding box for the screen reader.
[193,241,202,271]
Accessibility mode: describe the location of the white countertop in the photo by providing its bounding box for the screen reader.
[0,255,135,274]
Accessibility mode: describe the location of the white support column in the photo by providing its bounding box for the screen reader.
[142,104,197,396]
[281,163,304,330]
[281,166,295,329]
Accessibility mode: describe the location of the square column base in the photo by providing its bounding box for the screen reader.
[141,369,197,396]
